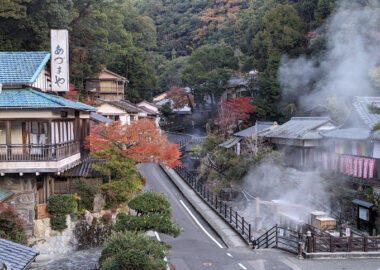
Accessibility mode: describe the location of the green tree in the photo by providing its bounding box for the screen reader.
[0,0,29,19]
[250,4,305,120]
[182,43,239,103]
[99,232,170,270]
[114,191,180,237]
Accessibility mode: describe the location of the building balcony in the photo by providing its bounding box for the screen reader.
[0,141,81,174]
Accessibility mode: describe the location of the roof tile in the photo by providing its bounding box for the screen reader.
[0,52,50,84]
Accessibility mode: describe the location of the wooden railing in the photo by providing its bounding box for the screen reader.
[309,235,380,253]
[0,141,80,161]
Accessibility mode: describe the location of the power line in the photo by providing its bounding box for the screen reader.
[72,46,190,55]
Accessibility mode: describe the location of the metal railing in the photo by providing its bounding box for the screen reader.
[0,141,80,161]
[173,166,252,243]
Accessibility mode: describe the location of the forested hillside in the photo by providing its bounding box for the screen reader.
[1,0,377,121]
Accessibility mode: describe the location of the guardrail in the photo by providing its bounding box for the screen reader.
[174,166,253,243]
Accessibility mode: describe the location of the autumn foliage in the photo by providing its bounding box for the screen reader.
[215,97,255,133]
[86,119,181,168]
[166,87,194,109]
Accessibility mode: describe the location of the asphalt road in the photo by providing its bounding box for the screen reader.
[139,163,380,270]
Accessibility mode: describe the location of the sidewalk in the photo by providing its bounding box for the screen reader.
[160,165,247,248]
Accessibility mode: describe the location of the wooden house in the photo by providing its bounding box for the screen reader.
[261,117,336,169]
[94,100,140,125]
[0,52,96,232]
[86,68,128,101]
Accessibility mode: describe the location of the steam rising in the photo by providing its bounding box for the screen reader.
[242,1,380,233]
[279,1,380,112]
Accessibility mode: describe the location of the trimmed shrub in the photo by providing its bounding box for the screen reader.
[0,203,27,244]
[114,213,180,237]
[99,232,169,270]
[50,214,67,231]
[128,191,171,215]
[47,194,77,231]
[47,194,77,215]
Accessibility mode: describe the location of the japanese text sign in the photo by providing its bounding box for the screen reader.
[51,29,69,92]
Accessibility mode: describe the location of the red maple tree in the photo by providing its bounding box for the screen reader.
[85,119,181,168]
[166,87,194,109]
[215,97,255,133]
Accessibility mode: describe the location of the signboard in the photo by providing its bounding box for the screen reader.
[236,142,241,155]
[359,206,369,221]
[51,29,69,92]
[345,228,350,237]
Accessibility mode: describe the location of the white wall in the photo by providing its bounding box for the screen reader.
[373,142,380,158]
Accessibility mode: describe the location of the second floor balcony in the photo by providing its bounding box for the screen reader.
[0,120,82,174]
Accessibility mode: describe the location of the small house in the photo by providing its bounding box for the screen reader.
[94,99,140,125]
[86,67,128,101]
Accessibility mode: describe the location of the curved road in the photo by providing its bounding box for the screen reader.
[139,163,380,270]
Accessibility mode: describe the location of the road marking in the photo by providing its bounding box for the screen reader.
[179,199,224,249]
[238,263,247,270]
[154,231,170,270]
[226,252,233,258]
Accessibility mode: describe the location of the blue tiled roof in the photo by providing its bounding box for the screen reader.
[0,89,96,111]
[90,113,113,123]
[0,52,51,84]
[0,238,39,270]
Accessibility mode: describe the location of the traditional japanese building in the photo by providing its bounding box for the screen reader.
[261,117,336,169]
[85,67,128,101]
[321,97,380,182]
[0,51,96,232]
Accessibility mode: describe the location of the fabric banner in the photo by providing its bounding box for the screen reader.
[363,158,369,179]
[348,156,353,175]
[358,158,364,178]
[368,159,375,179]
[353,157,358,177]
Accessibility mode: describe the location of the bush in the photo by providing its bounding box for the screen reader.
[74,219,112,250]
[128,191,171,215]
[0,203,27,244]
[47,194,77,215]
[50,214,67,231]
[71,179,100,211]
[99,232,169,270]
[47,194,77,231]
[114,213,180,237]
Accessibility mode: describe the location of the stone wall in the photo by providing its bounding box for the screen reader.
[1,174,37,233]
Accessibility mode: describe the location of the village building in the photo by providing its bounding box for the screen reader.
[94,99,140,125]
[321,97,380,182]
[219,121,278,155]
[0,51,96,232]
[260,117,336,169]
[85,67,128,102]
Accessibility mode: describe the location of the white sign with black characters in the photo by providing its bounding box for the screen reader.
[359,206,369,221]
[51,29,69,92]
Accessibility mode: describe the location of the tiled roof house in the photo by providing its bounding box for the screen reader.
[0,51,96,233]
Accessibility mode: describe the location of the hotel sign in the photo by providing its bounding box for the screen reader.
[51,29,69,92]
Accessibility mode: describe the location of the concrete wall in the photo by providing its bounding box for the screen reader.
[1,175,37,233]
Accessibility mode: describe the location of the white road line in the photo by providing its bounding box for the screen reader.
[226,252,233,258]
[154,231,170,270]
[238,263,247,270]
[179,199,224,249]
